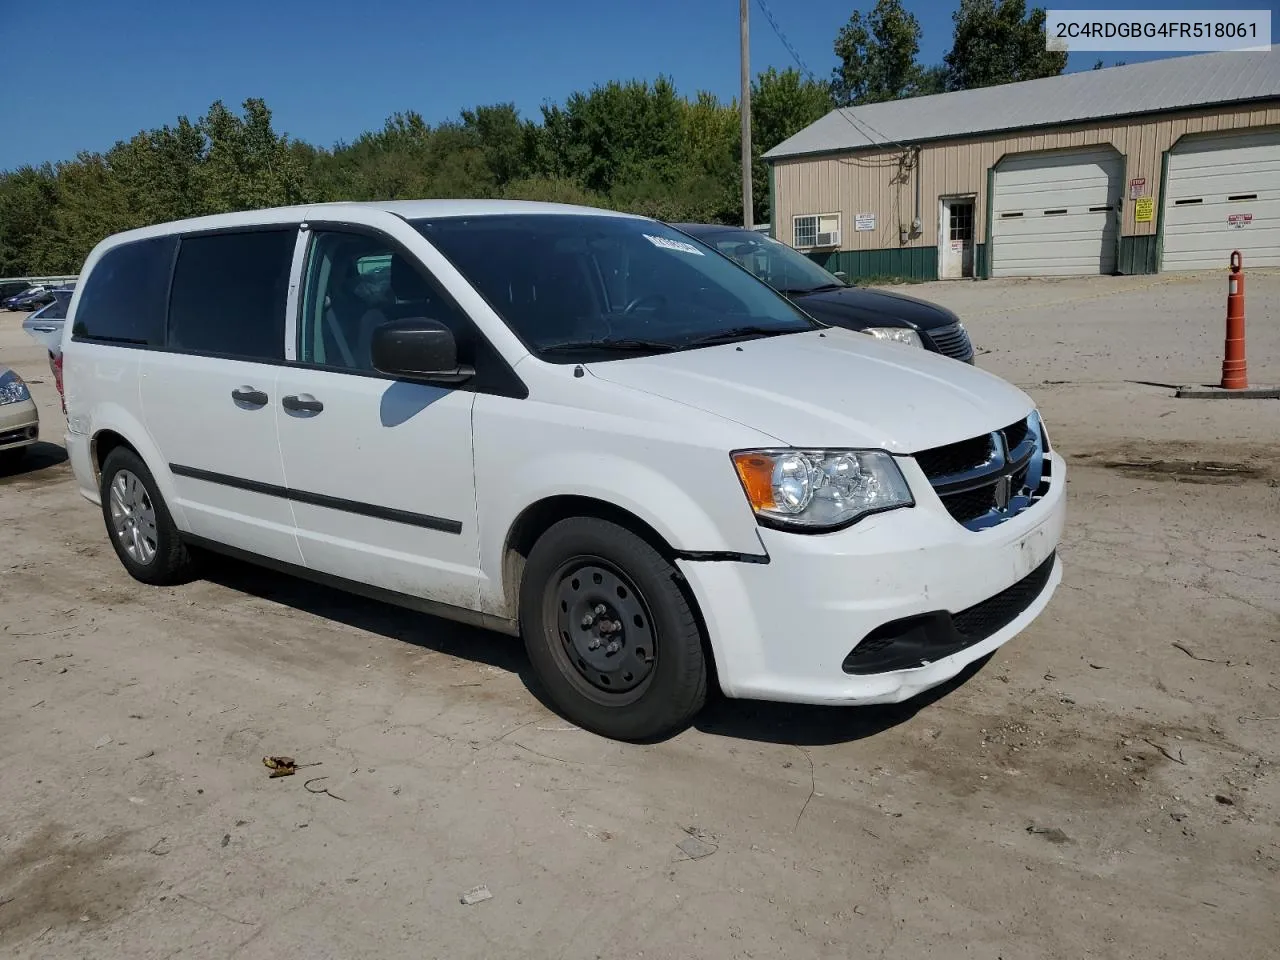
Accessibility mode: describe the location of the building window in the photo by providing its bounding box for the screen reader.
[793,213,840,249]
[949,203,974,242]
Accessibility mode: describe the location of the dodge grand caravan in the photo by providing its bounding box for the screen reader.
[62,200,1065,741]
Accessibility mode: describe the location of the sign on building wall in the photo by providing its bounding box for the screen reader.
[1129,177,1147,199]
[1134,197,1154,223]
[1227,213,1253,229]
[854,213,876,232]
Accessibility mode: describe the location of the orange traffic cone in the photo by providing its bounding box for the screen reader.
[1221,251,1247,390]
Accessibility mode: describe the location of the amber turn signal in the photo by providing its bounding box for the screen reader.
[731,452,776,511]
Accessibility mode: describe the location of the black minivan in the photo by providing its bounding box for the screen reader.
[674,224,974,363]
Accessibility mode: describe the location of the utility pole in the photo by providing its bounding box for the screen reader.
[739,0,753,229]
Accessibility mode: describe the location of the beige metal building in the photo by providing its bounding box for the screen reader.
[763,51,1280,280]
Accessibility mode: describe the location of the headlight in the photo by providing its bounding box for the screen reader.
[0,369,31,405]
[862,327,923,348]
[731,449,914,530]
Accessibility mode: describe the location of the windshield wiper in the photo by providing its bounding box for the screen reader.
[682,325,802,347]
[538,337,680,355]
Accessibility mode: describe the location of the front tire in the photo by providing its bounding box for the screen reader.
[519,518,708,741]
[99,447,198,585]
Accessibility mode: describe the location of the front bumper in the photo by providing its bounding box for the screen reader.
[677,451,1066,705]
[0,399,39,451]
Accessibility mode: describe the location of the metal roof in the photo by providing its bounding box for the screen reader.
[764,50,1280,160]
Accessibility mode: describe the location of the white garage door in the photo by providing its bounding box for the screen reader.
[991,148,1122,277]
[1162,130,1280,271]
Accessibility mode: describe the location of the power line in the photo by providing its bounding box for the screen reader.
[751,0,912,159]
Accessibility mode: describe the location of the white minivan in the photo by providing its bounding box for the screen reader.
[62,200,1065,740]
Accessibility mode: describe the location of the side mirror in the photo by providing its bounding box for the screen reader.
[833,271,848,282]
[371,318,474,385]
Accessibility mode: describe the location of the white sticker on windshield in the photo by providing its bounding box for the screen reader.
[643,234,705,256]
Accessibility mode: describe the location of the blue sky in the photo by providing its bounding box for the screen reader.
[0,0,1226,170]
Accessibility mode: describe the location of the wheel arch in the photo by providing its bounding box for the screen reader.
[85,408,188,530]
[500,495,720,689]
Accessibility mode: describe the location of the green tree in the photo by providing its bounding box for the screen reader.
[197,99,309,213]
[328,111,436,200]
[831,0,931,105]
[0,165,59,274]
[944,0,1067,90]
[916,64,949,95]
[1,69,858,271]
[503,175,606,207]
[461,103,532,188]
[557,77,686,194]
[423,121,497,198]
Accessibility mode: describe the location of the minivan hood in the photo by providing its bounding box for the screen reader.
[585,329,1032,452]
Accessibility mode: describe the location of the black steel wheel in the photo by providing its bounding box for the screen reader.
[520,517,708,741]
[549,559,657,701]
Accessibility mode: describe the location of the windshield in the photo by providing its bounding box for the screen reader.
[698,231,844,295]
[412,215,817,361]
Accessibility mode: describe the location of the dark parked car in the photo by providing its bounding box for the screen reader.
[3,285,56,311]
[674,224,974,363]
[0,280,33,302]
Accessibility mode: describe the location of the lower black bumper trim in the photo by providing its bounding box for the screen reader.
[842,551,1057,675]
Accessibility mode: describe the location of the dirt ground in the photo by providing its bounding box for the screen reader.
[1,269,1278,960]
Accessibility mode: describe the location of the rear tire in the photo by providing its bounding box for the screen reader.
[519,517,707,741]
[100,447,198,585]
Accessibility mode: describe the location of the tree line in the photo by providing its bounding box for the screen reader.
[0,0,1061,277]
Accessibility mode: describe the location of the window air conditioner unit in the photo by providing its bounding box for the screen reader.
[815,230,840,248]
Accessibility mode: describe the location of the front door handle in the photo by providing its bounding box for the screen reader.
[31,324,58,333]
[231,386,269,407]
[282,394,324,414]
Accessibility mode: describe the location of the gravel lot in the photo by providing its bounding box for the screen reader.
[1,269,1278,960]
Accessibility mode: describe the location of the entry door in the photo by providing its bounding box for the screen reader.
[991,147,1122,276]
[940,199,975,279]
[274,227,483,608]
[1163,130,1280,271]
[139,228,303,565]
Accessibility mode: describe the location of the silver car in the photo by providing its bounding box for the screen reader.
[0,364,39,468]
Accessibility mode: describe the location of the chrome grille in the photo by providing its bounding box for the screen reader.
[913,413,1048,531]
[923,322,974,363]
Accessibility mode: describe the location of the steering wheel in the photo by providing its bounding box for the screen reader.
[622,293,666,315]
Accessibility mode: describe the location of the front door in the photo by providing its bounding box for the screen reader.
[940,199,975,279]
[138,227,303,565]
[274,226,482,608]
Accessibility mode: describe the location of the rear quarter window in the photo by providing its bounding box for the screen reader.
[72,236,177,345]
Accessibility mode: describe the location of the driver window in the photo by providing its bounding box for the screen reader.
[298,230,465,372]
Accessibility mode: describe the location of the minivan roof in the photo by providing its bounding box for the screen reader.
[92,200,643,250]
